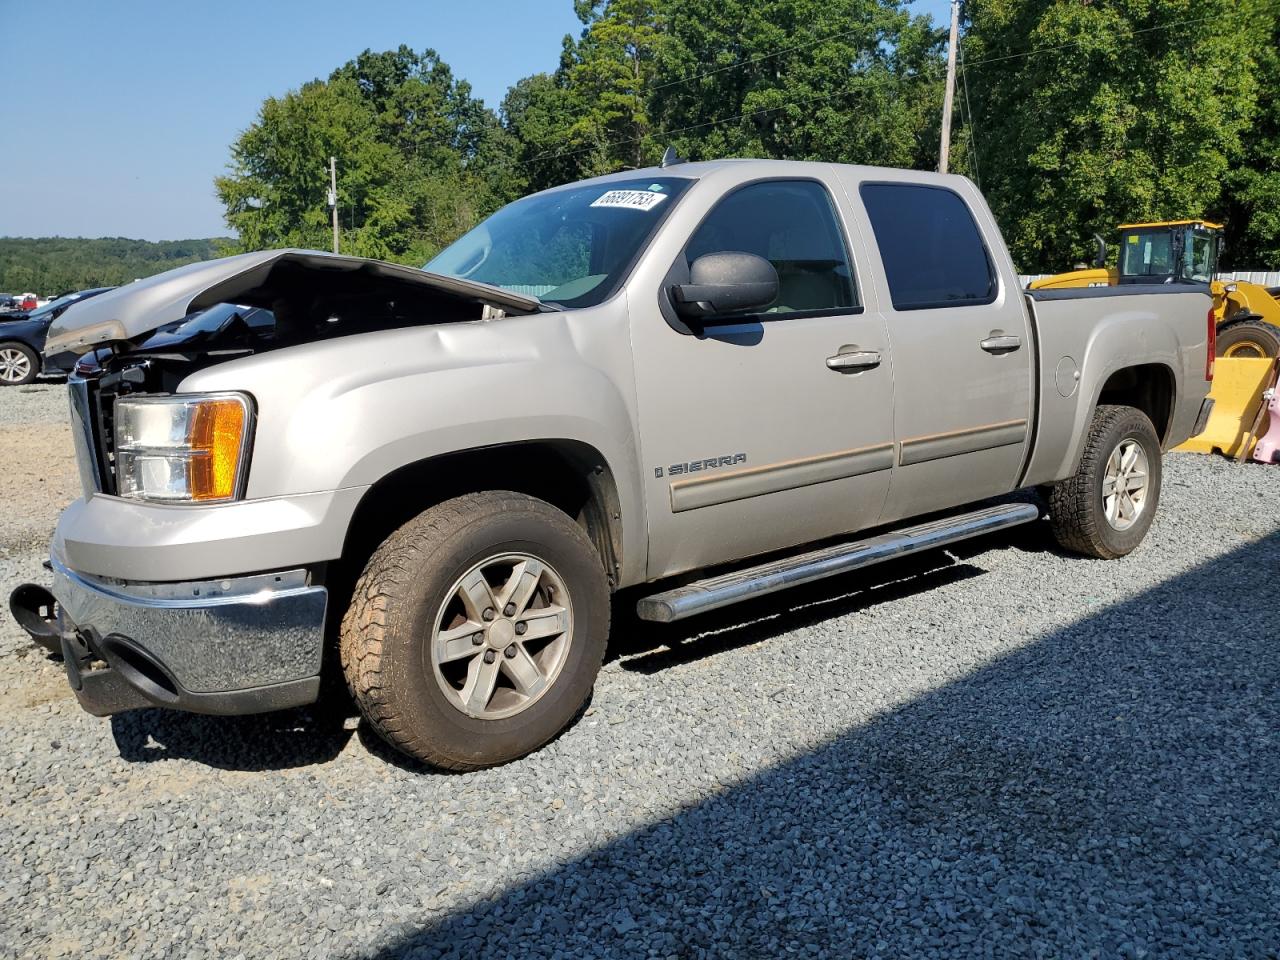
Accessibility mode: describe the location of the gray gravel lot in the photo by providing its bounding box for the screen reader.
[1,383,1277,959]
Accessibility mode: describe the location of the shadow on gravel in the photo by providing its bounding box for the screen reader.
[110,706,352,771]
[355,531,1280,959]
[606,496,1053,674]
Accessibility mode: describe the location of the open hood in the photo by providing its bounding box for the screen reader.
[44,248,543,357]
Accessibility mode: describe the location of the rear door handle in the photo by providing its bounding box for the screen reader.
[826,350,882,372]
[980,335,1022,353]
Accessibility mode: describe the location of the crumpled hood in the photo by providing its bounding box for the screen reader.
[44,248,541,357]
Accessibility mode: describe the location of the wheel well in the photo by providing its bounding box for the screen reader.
[335,441,623,597]
[1096,364,1175,444]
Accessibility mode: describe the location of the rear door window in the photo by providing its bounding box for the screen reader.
[859,183,996,310]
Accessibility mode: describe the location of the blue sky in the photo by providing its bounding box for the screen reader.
[0,0,951,241]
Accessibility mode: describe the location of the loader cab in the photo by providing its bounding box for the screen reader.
[1116,220,1221,285]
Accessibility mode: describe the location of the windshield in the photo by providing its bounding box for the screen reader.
[425,177,692,308]
[27,290,93,320]
[1120,230,1176,278]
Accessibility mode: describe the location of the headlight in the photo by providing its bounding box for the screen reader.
[114,393,253,502]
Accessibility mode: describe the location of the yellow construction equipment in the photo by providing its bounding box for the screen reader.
[1175,356,1277,459]
[1031,220,1280,358]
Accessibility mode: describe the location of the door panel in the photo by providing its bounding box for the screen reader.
[842,176,1035,523]
[629,176,895,580]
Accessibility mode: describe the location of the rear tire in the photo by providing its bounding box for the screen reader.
[1217,319,1280,359]
[1049,405,1162,559]
[340,491,609,770]
[0,342,39,386]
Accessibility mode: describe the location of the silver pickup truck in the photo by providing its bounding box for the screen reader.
[12,159,1214,770]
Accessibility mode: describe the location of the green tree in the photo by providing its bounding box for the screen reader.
[0,237,225,294]
[651,0,944,170]
[962,0,1275,272]
[1221,12,1280,267]
[505,0,947,193]
[216,47,512,265]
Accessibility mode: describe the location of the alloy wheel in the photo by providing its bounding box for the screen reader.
[0,348,32,383]
[429,553,573,720]
[1101,438,1149,531]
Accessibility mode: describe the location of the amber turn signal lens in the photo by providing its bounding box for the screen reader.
[188,398,247,500]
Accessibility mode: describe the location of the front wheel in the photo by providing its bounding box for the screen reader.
[0,342,39,385]
[340,491,610,770]
[1048,405,1163,559]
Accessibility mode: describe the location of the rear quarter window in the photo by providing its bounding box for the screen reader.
[859,183,996,311]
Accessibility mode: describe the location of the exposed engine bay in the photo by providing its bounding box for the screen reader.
[49,249,546,390]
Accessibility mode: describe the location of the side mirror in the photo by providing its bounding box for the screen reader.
[1091,233,1107,269]
[672,252,778,320]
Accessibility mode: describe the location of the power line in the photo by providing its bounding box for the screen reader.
[959,14,1218,69]
[645,11,1213,97]
[651,25,876,93]
[519,12,1219,169]
[958,54,981,189]
[518,68,943,168]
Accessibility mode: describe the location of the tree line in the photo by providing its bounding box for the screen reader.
[0,237,226,295]
[5,0,1274,291]
[217,0,1278,273]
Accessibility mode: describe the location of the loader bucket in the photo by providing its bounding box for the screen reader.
[1175,357,1276,458]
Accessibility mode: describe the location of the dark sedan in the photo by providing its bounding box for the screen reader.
[0,287,112,385]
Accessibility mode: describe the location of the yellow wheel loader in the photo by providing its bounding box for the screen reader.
[1030,220,1280,358]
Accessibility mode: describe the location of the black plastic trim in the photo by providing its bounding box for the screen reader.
[1026,283,1211,301]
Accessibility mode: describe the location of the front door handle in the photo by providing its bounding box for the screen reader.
[826,350,882,372]
[980,335,1022,353]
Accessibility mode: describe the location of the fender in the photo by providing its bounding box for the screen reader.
[179,307,649,585]
[1023,288,1205,486]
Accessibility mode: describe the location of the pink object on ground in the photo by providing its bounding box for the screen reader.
[1252,388,1280,464]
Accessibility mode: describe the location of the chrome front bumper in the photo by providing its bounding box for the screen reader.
[29,556,327,717]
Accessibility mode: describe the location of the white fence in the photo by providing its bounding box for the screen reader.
[1020,271,1280,288]
[1219,271,1280,287]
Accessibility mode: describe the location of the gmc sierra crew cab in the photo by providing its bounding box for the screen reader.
[11,159,1215,770]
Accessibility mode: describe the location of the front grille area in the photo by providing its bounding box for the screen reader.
[94,386,118,495]
[67,375,119,496]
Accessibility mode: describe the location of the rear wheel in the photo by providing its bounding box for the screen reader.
[1217,319,1280,359]
[340,491,609,770]
[0,342,38,385]
[1049,405,1162,559]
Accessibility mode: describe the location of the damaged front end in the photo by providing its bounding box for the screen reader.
[15,248,545,716]
[51,248,546,495]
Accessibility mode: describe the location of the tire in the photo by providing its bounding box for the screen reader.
[1048,404,1162,559]
[1217,319,1280,359]
[0,342,39,386]
[340,491,609,770]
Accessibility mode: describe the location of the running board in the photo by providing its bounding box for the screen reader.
[636,502,1040,623]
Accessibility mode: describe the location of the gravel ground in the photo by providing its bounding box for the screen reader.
[1,383,1277,959]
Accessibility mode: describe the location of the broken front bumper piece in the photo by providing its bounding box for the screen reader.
[13,557,327,717]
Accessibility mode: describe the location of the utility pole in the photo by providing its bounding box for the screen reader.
[328,156,339,254]
[938,0,960,174]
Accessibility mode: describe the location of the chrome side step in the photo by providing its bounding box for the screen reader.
[636,502,1040,623]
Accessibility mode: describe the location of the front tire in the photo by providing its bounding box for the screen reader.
[1049,405,1162,559]
[340,491,610,770]
[0,342,39,385]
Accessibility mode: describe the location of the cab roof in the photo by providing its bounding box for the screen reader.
[1118,219,1224,230]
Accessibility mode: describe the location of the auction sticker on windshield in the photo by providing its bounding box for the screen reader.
[591,189,668,211]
